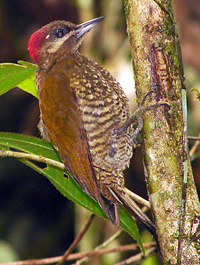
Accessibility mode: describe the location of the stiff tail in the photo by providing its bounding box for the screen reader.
[107,187,159,247]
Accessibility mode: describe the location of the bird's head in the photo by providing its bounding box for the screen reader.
[28,17,104,68]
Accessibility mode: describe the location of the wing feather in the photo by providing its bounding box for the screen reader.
[38,70,108,215]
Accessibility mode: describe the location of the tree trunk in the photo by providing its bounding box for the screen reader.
[124,0,200,263]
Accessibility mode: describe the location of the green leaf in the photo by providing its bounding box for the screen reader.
[0,61,37,97]
[0,132,60,161]
[0,132,143,250]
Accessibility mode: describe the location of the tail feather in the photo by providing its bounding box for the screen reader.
[108,187,159,246]
[102,196,120,226]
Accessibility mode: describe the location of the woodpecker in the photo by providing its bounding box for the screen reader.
[28,17,157,240]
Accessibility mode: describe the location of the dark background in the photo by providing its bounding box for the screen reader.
[0,0,200,264]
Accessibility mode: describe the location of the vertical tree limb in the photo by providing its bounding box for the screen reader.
[124,0,200,263]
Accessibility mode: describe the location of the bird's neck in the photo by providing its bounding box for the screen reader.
[36,52,88,95]
[37,50,83,71]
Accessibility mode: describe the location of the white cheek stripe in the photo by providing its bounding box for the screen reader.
[47,31,73,54]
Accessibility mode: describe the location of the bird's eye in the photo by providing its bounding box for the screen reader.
[54,28,68,38]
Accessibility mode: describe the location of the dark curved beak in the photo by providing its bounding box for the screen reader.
[75,16,105,38]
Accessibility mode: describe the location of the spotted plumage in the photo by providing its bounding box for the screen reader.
[28,17,157,239]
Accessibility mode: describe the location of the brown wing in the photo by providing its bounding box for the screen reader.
[38,70,108,215]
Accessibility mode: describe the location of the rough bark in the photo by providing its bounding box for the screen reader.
[124,0,200,263]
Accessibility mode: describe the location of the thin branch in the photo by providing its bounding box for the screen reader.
[57,214,95,265]
[0,242,157,265]
[189,133,200,158]
[75,230,123,264]
[124,188,150,208]
[188,136,200,141]
[0,149,65,170]
[115,246,157,265]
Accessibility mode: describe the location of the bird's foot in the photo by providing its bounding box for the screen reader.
[115,91,170,143]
